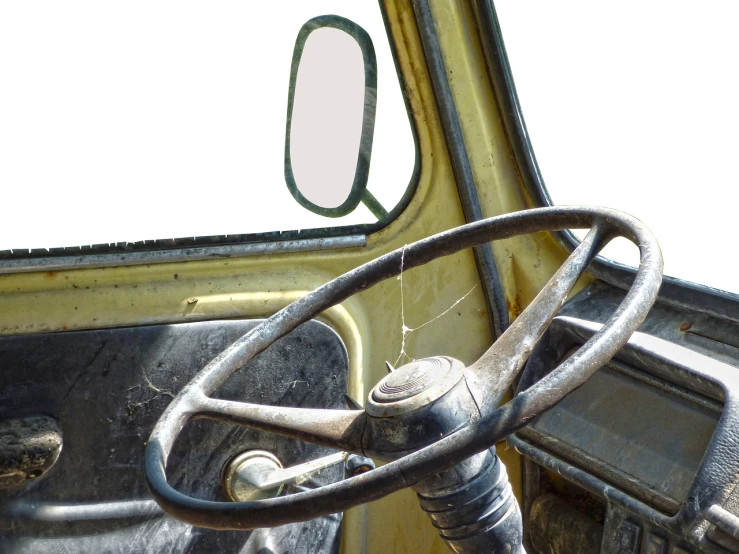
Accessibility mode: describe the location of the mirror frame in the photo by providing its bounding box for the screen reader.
[284,15,379,219]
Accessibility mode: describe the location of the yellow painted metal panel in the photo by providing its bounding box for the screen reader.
[427,0,594,311]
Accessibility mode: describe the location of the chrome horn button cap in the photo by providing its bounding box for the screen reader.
[366,356,465,417]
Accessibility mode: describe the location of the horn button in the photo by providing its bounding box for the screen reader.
[366,357,466,416]
[363,357,480,456]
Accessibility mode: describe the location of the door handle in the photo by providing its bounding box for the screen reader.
[0,415,62,489]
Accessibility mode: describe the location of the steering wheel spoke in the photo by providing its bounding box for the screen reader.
[465,223,612,414]
[197,398,366,454]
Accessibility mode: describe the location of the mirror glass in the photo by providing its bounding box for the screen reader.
[286,19,376,216]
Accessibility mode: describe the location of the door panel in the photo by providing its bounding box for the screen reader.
[0,319,347,553]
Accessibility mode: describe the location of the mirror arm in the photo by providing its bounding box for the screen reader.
[361,189,388,220]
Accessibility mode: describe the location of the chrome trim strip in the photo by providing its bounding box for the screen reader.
[0,235,367,275]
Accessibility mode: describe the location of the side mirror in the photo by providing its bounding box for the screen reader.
[285,15,384,219]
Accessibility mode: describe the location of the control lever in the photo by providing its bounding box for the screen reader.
[223,451,350,502]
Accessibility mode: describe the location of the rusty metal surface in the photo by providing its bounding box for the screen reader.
[464,225,607,414]
[413,0,508,340]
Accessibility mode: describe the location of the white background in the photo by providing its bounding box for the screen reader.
[495,1,739,294]
[0,2,415,250]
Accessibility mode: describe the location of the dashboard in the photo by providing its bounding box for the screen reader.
[511,283,739,554]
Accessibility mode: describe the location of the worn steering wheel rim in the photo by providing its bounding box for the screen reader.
[145,206,663,530]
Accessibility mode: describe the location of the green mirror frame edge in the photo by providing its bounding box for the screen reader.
[284,14,386,220]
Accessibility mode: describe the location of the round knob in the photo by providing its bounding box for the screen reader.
[373,357,453,403]
[366,356,465,417]
[222,451,284,502]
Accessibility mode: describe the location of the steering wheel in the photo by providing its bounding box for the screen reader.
[145,206,662,539]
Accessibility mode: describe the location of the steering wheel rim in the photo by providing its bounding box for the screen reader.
[144,206,663,530]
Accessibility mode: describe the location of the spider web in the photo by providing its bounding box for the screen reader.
[394,244,479,366]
